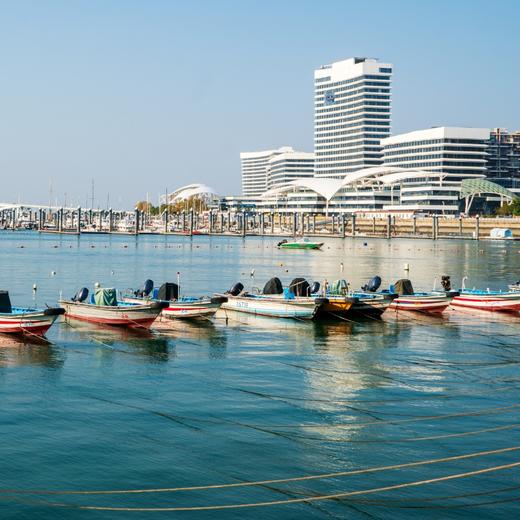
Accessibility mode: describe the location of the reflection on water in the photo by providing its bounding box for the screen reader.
[0,232,519,519]
[0,334,64,368]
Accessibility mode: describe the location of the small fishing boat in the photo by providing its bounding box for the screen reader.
[388,279,457,314]
[324,278,395,318]
[123,280,227,320]
[451,290,520,312]
[277,239,323,250]
[351,293,395,317]
[0,290,64,336]
[219,279,326,320]
[221,294,321,320]
[60,287,167,328]
[311,279,355,317]
[509,282,520,292]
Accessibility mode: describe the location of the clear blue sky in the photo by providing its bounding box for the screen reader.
[1,0,519,208]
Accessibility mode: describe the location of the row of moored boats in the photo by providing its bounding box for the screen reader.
[0,275,519,338]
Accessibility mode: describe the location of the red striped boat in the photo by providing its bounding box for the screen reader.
[389,293,454,314]
[451,291,520,313]
[124,296,227,319]
[60,300,166,328]
[59,287,167,328]
[0,290,64,336]
[0,307,64,336]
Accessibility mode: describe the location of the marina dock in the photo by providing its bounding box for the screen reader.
[1,205,519,240]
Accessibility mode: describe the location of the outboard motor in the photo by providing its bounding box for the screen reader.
[227,282,244,296]
[135,279,154,297]
[289,278,310,297]
[277,239,288,247]
[72,287,89,303]
[441,275,451,292]
[309,281,321,295]
[263,277,283,295]
[362,276,382,293]
[142,279,154,296]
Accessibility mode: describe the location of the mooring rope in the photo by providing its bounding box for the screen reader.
[40,461,520,511]
[258,403,520,429]
[1,445,518,496]
[269,422,520,444]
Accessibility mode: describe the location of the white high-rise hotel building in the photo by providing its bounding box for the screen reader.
[314,57,392,178]
[241,147,314,197]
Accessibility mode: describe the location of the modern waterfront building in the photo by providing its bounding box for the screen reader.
[381,127,489,180]
[241,147,315,196]
[267,151,314,190]
[379,127,489,213]
[486,128,520,190]
[314,57,392,179]
[240,147,293,197]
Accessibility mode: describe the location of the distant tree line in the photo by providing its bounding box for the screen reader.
[135,196,209,215]
[495,199,520,216]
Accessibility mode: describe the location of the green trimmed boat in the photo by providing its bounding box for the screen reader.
[277,239,323,250]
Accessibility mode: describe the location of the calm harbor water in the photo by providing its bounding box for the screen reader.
[0,231,519,519]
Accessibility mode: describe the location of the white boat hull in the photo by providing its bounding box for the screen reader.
[60,300,165,328]
[220,295,319,320]
[0,308,64,336]
[451,293,520,312]
[122,296,226,320]
[390,294,452,313]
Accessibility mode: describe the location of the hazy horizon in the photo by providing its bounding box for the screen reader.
[1,0,519,208]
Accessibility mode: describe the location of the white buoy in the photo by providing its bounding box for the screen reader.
[404,263,410,272]
[94,282,100,289]
[32,284,37,292]
[51,271,56,276]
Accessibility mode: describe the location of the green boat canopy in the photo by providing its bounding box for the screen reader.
[94,288,117,306]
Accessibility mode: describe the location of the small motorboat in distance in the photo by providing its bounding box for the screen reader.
[219,278,327,320]
[60,287,167,328]
[388,278,457,314]
[123,280,227,320]
[509,281,520,292]
[0,290,64,336]
[277,239,323,250]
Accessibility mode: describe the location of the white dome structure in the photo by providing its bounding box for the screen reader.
[165,184,218,204]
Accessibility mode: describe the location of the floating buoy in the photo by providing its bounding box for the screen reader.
[32,284,37,292]
[51,271,56,276]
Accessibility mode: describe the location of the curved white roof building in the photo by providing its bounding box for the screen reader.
[261,166,461,215]
[165,184,218,203]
